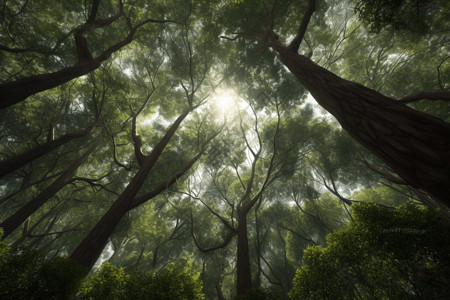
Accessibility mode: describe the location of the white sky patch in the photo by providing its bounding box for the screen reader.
[139,110,161,127]
[123,68,132,77]
[212,88,237,114]
[93,241,114,270]
[69,97,85,112]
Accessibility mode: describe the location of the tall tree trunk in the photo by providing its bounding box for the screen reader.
[69,161,155,269]
[0,62,101,108]
[272,42,450,208]
[0,140,100,238]
[0,0,174,109]
[0,126,95,179]
[70,110,192,269]
[236,209,252,296]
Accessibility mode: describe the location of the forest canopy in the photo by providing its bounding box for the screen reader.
[0,0,449,298]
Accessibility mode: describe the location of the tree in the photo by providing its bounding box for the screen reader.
[69,19,223,269]
[70,102,219,270]
[0,139,102,238]
[0,0,180,108]
[186,94,323,296]
[290,203,450,299]
[354,0,449,34]
[220,0,450,211]
[186,101,281,296]
[1,0,449,298]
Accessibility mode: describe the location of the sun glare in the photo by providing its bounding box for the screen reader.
[213,89,237,114]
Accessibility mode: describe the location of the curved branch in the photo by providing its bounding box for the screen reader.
[111,136,132,171]
[190,210,235,252]
[278,225,317,244]
[397,91,450,103]
[359,155,407,185]
[288,0,316,53]
[131,128,222,208]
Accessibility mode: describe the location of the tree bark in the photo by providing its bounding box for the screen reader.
[69,159,157,269]
[0,0,174,108]
[70,110,196,269]
[236,209,252,296]
[0,62,101,108]
[0,125,95,179]
[271,41,450,209]
[0,140,101,238]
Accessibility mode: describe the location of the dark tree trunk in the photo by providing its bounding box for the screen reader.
[272,42,450,208]
[0,141,100,238]
[0,0,127,108]
[69,160,155,269]
[236,210,252,296]
[0,126,94,179]
[0,62,101,108]
[70,111,191,269]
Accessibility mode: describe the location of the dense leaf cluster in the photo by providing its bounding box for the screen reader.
[0,229,205,300]
[0,229,86,300]
[290,203,450,299]
[79,263,205,300]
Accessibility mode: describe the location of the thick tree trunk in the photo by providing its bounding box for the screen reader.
[272,42,450,208]
[0,141,100,238]
[236,210,252,296]
[69,158,157,269]
[70,111,191,269]
[0,62,101,108]
[0,126,94,179]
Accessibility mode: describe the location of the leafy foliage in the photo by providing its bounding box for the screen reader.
[289,203,450,299]
[0,228,87,300]
[1,0,449,298]
[233,287,281,300]
[78,262,205,300]
[354,0,448,34]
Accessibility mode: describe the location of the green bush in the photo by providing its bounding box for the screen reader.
[234,287,280,300]
[78,262,205,300]
[0,228,86,300]
[289,204,450,299]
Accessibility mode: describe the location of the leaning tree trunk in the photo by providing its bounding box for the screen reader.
[0,140,101,238]
[0,62,101,108]
[236,209,252,296]
[70,110,192,269]
[69,162,153,269]
[272,42,450,209]
[0,125,95,179]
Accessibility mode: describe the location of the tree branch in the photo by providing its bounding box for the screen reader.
[190,210,235,252]
[131,128,222,208]
[359,155,407,185]
[111,136,132,171]
[397,91,450,103]
[287,0,316,53]
[278,225,317,244]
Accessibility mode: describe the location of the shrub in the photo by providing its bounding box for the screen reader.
[0,228,86,300]
[234,287,280,300]
[289,204,450,299]
[78,262,205,300]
